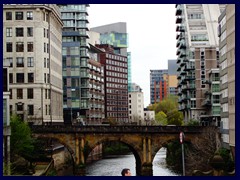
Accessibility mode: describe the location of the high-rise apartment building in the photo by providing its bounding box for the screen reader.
[4,4,64,125]
[218,4,235,159]
[59,4,104,125]
[150,70,168,104]
[97,44,129,124]
[175,4,225,123]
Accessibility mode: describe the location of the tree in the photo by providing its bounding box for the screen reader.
[154,111,167,125]
[10,114,35,161]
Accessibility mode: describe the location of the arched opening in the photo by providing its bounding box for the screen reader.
[85,140,141,176]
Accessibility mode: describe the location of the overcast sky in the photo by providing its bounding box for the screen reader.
[89,4,177,107]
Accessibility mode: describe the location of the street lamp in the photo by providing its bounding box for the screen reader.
[71,88,75,124]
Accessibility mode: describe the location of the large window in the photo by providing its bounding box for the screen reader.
[7,57,13,67]
[27,11,33,20]
[27,27,33,37]
[16,73,24,83]
[6,12,12,20]
[16,27,24,37]
[28,73,34,83]
[16,103,23,111]
[27,42,33,52]
[16,57,24,67]
[17,89,23,99]
[9,73,13,83]
[27,89,34,99]
[6,42,13,52]
[15,12,24,20]
[16,42,24,52]
[27,57,34,67]
[28,105,34,115]
[6,27,12,37]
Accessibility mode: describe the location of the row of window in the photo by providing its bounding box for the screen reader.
[6,27,33,37]
[106,83,128,89]
[106,53,127,62]
[106,65,128,73]
[106,59,127,68]
[6,57,34,68]
[6,42,34,52]
[106,77,127,84]
[6,11,33,21]
[9,72,50,84]
[11,104,51,116]
[106,71,127,78]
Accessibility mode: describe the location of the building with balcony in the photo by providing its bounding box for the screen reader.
[97,44,129,124]
[59,4,102,124]
[3,4,64,125]
[175,4,226,124]
[218,4,235,159]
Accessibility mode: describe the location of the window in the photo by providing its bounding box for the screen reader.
[27,57,34,67]
[28,73,34,83]
[17,89,23,99]
[16,103,23,111]
[6,27,12,37]
[15,12,24,20]
[16,57,24,67]
[9,89,12,99]
[16,42,24,52]
[6,12,12,20]
[7,57,13,67]
[6,42,13,52]
[27,27,33,37]
[16,27,24,37]
[27,11,33,20]
[27,42,33,52]
[27,89,34,99]
[9,73,13,83]
[16,73,24,83]
[28,105,34,115]
[44,43,46,52]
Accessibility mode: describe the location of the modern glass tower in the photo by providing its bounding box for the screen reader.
[59,4,90,124]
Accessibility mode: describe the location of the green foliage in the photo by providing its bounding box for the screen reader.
[217,148,235,172]
[155,111,167,125]
[10,114,35,161]
[148,96,183,125]
[185,119,200,126]
[103,142,130,155]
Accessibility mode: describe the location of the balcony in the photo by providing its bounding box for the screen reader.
[176,16,182,24]
[184,65,195,71]
[201,99,212,107]
[176,25,185,32]
[176,49,181,56]
[185,75,195,81]
[179,50,186,58]
[175,5,183,16]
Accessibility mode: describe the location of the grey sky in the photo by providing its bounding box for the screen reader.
[89,4,177,107]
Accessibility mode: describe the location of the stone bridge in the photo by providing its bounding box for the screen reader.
[31,125,218,176]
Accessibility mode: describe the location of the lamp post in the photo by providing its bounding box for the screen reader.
[180,132,185,176]
[71,88,75,124]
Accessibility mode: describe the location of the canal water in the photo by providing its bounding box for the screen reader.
[85,148,180,176]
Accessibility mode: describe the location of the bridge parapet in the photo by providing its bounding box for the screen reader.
[31,125,217,134]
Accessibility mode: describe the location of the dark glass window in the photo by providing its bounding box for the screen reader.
[17,89,23,99]
[16,73,24,83]
[28,105,34,115]
[16,42,24,52]
[16,103,23,111]
[16,28,24,37]
[27,89,34,99]
[28,73,34,83]
[6,42,12,52]
[15,12,24,20]
[27,27,33,37]
[9,73,13,83]
[6,12,12,20]
[27,11,33,20]
[7,58,13,67]
[6,27,12,37]
[27,42,33,52]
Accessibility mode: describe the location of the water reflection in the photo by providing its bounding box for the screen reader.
[86,148,180,176]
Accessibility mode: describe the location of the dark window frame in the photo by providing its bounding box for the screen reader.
[15,12,24,20]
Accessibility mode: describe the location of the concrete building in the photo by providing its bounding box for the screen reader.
[175,4,226,124]
[128,83,144,125]
[3,59,11,175]
[218,4,235,159]
[4,4,64,125]
[144,109,155,125]
[97,44,129,124]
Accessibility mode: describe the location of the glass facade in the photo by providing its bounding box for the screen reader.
[100,33,128,48]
